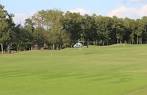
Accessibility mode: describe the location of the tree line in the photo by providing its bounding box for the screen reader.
[1,4,147,53]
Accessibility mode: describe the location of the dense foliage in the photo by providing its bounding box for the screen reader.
[1,4,147,53]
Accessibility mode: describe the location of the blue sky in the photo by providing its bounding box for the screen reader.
[2,0,120,14]
[1,0,147,24]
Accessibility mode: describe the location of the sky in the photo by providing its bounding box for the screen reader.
[1,0,147,24]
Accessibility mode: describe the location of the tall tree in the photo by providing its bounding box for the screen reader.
[0,4,13,53]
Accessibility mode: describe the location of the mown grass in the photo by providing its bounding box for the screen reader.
[0,44,147,95]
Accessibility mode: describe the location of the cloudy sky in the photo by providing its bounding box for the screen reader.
[1,0,147,24]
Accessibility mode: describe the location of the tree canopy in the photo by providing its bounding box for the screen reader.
[1,4,147,53]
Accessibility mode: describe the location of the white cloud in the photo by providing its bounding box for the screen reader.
[129,0,146,3]
[69,8,91,15]
[13,12,34,25]
[108,4,147,18]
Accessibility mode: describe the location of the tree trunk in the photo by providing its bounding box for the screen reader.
[0,43,4,54]
[137,36,139,44]
[117,39,119,44]
[119,40,121,44]
[106,40,109,46]
[17,44,20,52]
[7,44,10,54]
[53,44,55,50]
[102,40,105,46]
[141,37,143,44]
[131,38,134,44]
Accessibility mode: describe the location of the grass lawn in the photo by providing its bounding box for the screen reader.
[0,45,147,95]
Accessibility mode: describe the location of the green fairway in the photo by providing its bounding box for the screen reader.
[0,45,147,95]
